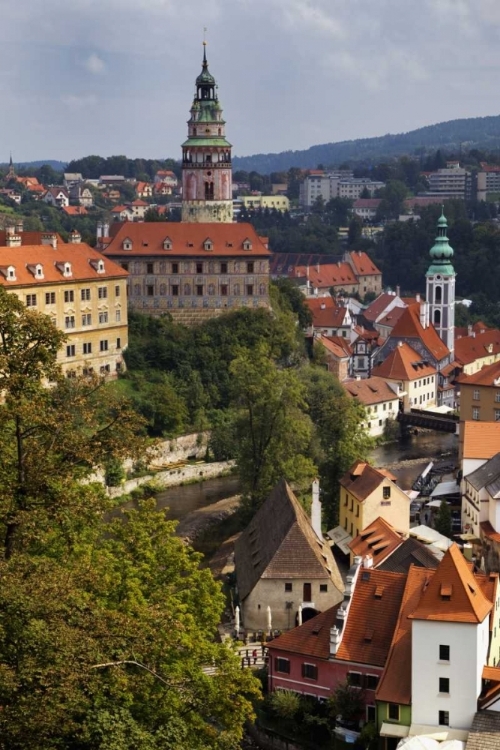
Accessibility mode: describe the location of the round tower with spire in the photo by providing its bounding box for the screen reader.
[426,209,456,357]
[181,43,233,223]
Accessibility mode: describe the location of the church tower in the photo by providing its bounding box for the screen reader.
[426,210,456,357]
[181,43,233,223]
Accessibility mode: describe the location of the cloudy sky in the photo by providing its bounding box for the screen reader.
[2,0,500,162]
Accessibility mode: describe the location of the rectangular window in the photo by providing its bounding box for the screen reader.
[66,344,76,357]
[147,285,154,297]
[302,663,318,680]
[64,290,74,303]
[439,677,449,694]
[82,314,92,326]
[26,294,37,307]
[122,263,129,272]
[365,674,379,690]
[115,285,120,297]
[116,338,121,350]
[383,486,391,499]
[81,288,91,301]
[196,285,203,296]
[320,584,328,593]
[65,315,75,329]
[473,389,480,400]
[348,672,362,687]
[439,711,449,726]
[146,263,154,274]
[98,286,108,299]
[247,262,254,273]
[275,658,290,674]
[221,284,228,296]
[285,583,292,592]
[495,410,500,423]
[99,312,108,324]
[196,262,203,274]
[172,285,179,296]
[388,704,400,721]
[100,340,108,352]
[439,645,450,661]
[366,705,376,723]
[83,342,92,355]
[45,292,56,305]
[473,407,480,420]
[247,285,254,296]
[496,392,500,403]
[220,262,228,274]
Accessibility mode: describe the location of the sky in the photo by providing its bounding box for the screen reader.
[2,0,500,162]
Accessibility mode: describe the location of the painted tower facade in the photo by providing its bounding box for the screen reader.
[426,211,456,357]
[181,44,233,223]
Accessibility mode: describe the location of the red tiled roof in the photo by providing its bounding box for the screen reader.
[0,231,65,246]
[347,251,381,277]
[349,517,402,566]
[454,329,500,367]
[62,206,88,216]
[292,262,357,288]
[376,566,433,705]
[409,543,492,623]
[377,307,406,329]
[318,335,352,359]
[389,303,450,361]
[372,342,437,381]
[455,321,489,339]
[131,199,148,206]
[0,243,127,286]
[343,376,399,406]
[457,359,500,386]
[364,293,400,323]
[352,325,381,343]
[480,521,500,544]
[340,460,401,503]
[268,605,340,659]
[306,296,348,328]
[462,422,500,461]
[353,199,382,209]
[103,222,271,258]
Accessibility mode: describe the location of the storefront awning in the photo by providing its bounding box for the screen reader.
[408,724,468,742]
[380,722,410,738]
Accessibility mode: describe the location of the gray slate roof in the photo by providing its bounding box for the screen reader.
[234,479,344,601]
[377,537,440,574]
[467,452,500,492]
[466,710,500,750]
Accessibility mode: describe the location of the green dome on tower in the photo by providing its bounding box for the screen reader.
[196,43,216,87]
[426,209,455,277]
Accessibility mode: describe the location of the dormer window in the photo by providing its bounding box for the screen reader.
[0,265,17,281]
[122,238,133,251]
[203,238,213,252]
[55,261,72,278]
[27,263,44,279]
[163,237,173,251]
[242,238,253,251]
[89,259,105,274]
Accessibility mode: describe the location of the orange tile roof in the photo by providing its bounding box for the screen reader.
[409,543,492,623]
[376,566,433,705]
[318,335,352,359]
[292,262,357,288]
[335,569,407,666]
[62,206,88,216]
[349,517,402,565]
[389,303,450,361]
[364,293,402,323]
[305,296,349,328]
[269,568,406,667]
[340,460,401,503]
[343,376,399,406]
[352,325,381,343]
[353,198,382,209]
[457,359,500,386]
[0,243,127,286]
[483,666,500,681]
[372,342,437,381]
[462,422,500,460]
[377,307,406,329]
[102,221,271,258]
[0,231,65,246]
[480,521,500,544]
[347,251,381,276]
[454,329,500,366]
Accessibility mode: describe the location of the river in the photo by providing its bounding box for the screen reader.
[146,431,457,524]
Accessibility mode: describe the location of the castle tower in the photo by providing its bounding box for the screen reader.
[181,43,233,223]
[426,210,456,357]
[7,153,15,180]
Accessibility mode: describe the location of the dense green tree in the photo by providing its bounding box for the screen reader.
[434,500,452,538]
[272,277,313,328]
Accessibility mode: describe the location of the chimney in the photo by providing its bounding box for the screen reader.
[415,293,420,303]
[5,229,21,247]
[320,302,326,310]
[419,301,428,329]
[41,232,58,248]
[103,222,110,238]
[311,479,322,539]
[5,225,14,237]
[96,221,103,240]
[69,229,81,244]
[467,324,473,337]
[329,626,340,657]
[363,555,373,568]
[396,285,401,297]
[316,262,320,273]
[15,219,23,234]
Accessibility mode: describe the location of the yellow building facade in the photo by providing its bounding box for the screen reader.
[240,195,290,212]
[0,232,128,377]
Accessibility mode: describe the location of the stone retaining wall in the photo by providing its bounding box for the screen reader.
[107,460,235,498]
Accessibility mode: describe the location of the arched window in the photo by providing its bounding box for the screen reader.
[435,286,442,303]
[434,309,441,325]
[159,284,166,296]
